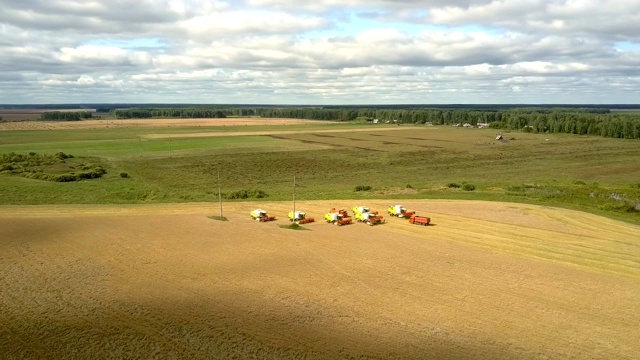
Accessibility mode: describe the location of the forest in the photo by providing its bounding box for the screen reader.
[110,107,640,140]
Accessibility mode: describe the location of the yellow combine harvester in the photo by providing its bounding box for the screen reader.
[387,204,416,218]
[250,209,276,222]
[288,211,315,224]
[352,206,385,226]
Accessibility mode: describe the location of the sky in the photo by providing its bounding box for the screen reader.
[1,0,639,104]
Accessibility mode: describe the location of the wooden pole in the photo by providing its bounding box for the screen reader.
[293,174,296,219]
[218,169,223,218]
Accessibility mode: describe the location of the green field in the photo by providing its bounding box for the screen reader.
[1,122,639,224]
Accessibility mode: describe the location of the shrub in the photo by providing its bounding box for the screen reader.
[600,201,639,213]
[447,183,461,188]
[120,172,130,178]
[462,183,476,191]
[354,185,372,192]
[53,152,73,160]
[225,189,268,199]
[405,184,413,189]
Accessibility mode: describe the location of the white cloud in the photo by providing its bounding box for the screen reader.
[0,0,639,103]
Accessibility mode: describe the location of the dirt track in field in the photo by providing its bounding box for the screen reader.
[0,118,325,130]
[1,200,639,359]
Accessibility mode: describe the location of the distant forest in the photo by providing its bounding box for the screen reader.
[110,106,640,140]
[13,103,640,140]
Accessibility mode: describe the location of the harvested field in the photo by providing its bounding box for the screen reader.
[1,200,639,359]
[142,125,411,140]
[0,118,325,131]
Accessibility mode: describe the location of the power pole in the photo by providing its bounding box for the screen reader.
[292,174,296,218]
[218,169,223,218]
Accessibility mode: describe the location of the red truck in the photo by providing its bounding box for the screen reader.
[408,215,431,226]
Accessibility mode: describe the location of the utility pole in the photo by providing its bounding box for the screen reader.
[292,174,296,218]
[217,169,223,218]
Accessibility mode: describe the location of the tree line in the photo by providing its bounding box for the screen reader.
[40,111,93,121]
[112,108,228,119]
[109,106,640,140]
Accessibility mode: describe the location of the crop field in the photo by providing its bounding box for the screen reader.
[1,118,639,223]
[1,117,639,358]
[1,200,639,359]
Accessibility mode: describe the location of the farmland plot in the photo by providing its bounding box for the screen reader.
[1,200,639,359]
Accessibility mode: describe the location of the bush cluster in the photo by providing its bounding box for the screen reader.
[600,201,640,213]
[224,189,268,199]
[354,185,372,192]
[462,183,476,191]
[0,152,106,182]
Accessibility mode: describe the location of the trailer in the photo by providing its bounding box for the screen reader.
[408,215,431,226]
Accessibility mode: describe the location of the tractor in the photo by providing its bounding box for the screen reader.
[387,204,416,218]
[324,211,352,226]
[288,211,315,224]
[250,209,276,222]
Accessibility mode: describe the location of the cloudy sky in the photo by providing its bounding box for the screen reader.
[1,0,639,104]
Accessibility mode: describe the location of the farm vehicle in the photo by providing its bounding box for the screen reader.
[329,208,350,219]
[408,215,431,226]
[250,209,276,222]
[288,211,315,224]
[324,209,353,226]
[387,204,415,218]
[352,206,385,226]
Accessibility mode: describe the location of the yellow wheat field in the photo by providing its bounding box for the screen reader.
[1,200,639,359]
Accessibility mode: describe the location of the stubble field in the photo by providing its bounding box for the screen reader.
[1,117,639,359]
[1,200,639,359]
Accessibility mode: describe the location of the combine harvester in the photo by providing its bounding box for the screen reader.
[387,204,416,218]
[352,206,385,226]
[288,211,315,224]
[250,209,276,222]
[324,208,353,226]
[408,215,431,226]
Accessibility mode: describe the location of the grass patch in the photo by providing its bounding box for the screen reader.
[1,125,640,224]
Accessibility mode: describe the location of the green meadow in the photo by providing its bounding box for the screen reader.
[1,123,639,224]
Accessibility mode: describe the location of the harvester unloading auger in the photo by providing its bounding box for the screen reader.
[250,209,276,222]
[387,204,416,218]
[324,208,353,226]
[352,206,385,226]
[288,211,315,224]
